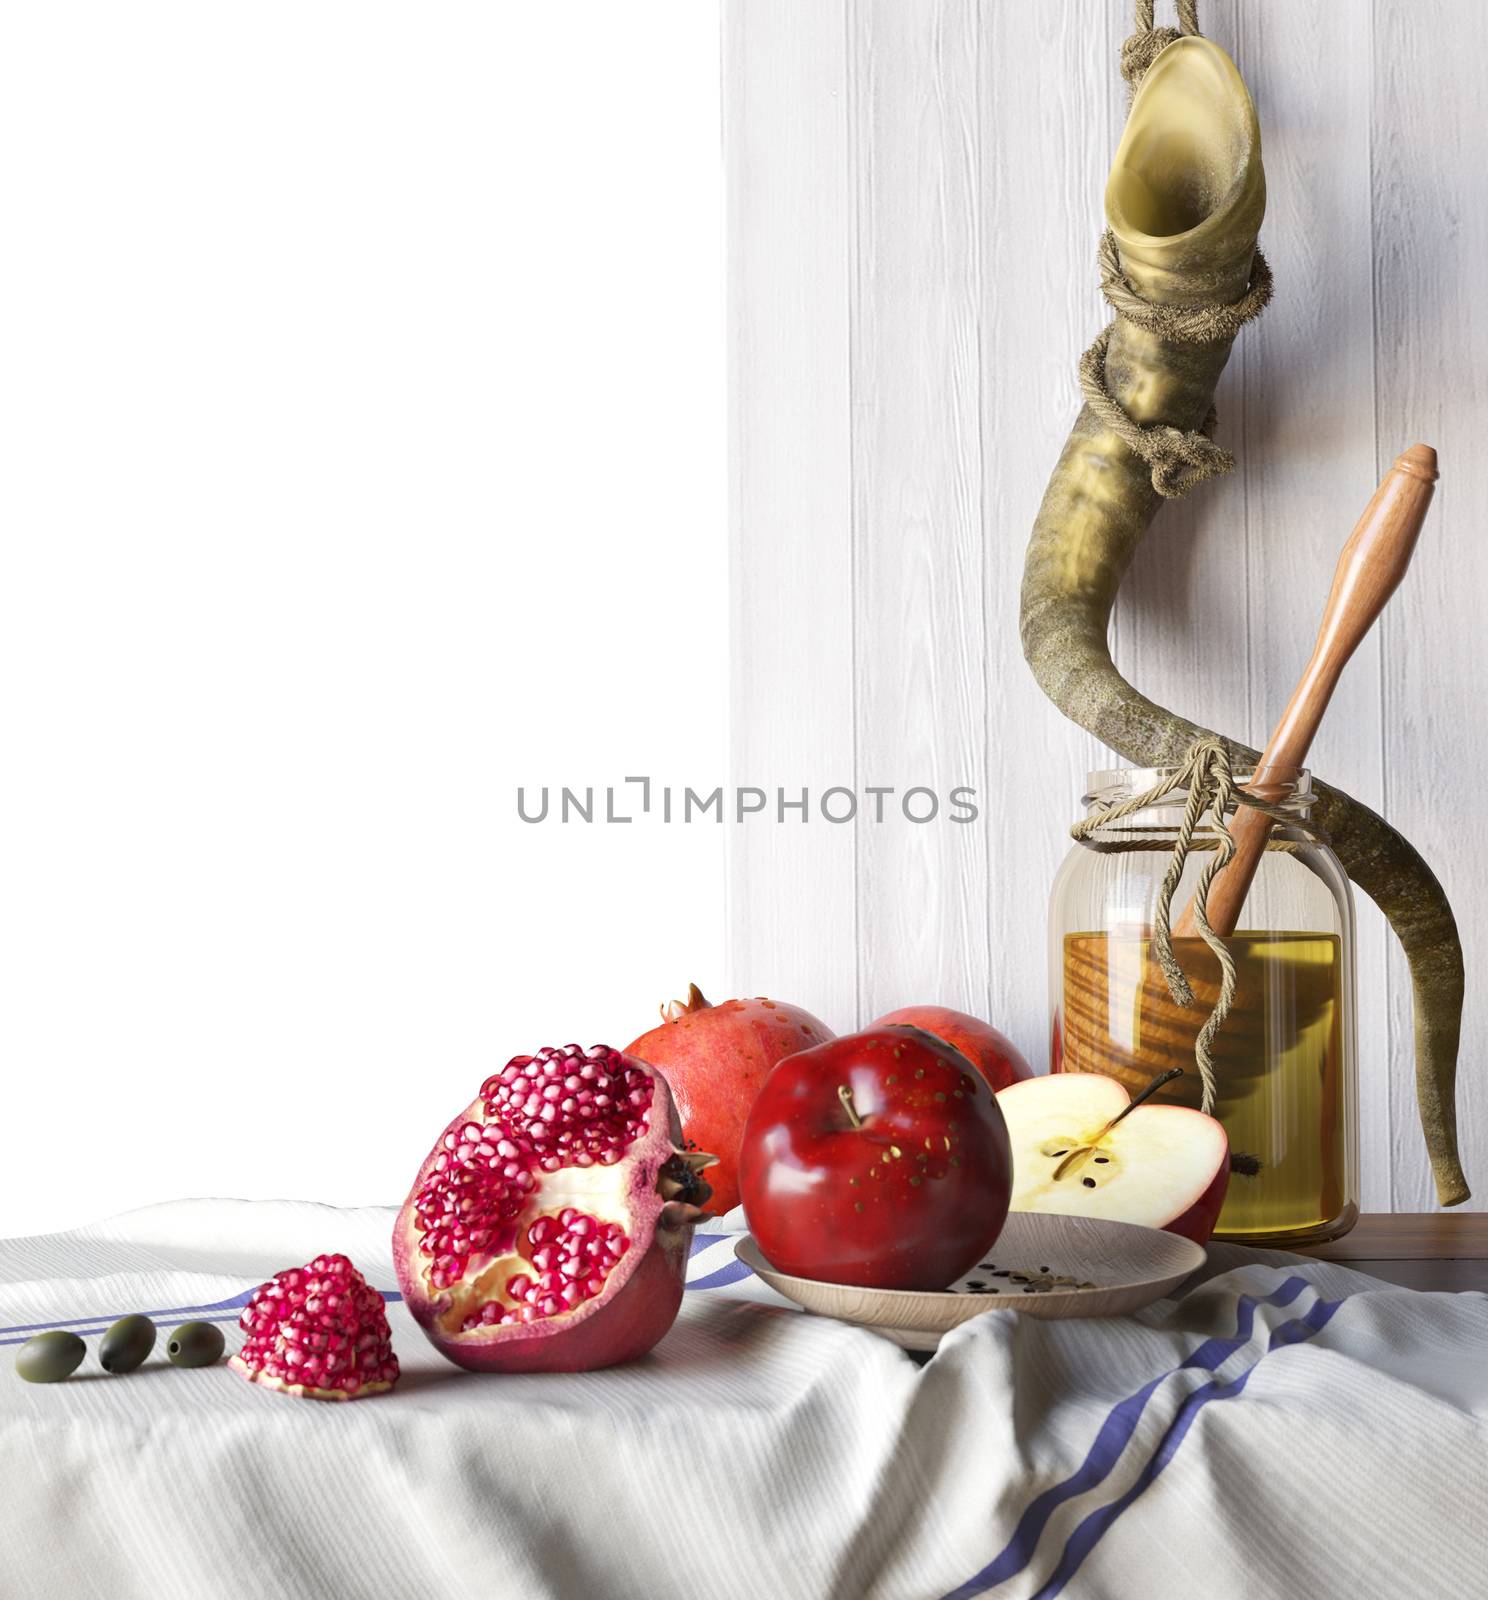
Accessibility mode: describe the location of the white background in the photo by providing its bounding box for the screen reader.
[0,4,726,1236]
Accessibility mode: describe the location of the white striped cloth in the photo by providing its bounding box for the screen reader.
[2,1199,1485,1599]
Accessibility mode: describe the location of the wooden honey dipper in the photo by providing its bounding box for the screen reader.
[1177,443,1439,939]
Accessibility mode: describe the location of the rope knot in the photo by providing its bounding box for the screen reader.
[1077,329,1235,499]
[1120,1,1203,93]
[1080,224,1271,497]
[1120,26,1181,91]
[1149,421,1233,498]
[1121,1,1201,94]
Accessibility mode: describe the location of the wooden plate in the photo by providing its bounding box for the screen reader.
[733,1212,1205,1351]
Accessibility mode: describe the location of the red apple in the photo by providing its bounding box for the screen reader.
[996,1072,1229,1244]
[871,1004,1032,1092]
[626,985,834,1215]
[738,1025,1013,1290]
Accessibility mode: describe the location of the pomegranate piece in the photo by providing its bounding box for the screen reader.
[394,1044,714,1373]
[626,986,834,1214]
[229,1254,399,1402]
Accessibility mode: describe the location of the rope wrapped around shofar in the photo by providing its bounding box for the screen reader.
[1020,33,1469,1205]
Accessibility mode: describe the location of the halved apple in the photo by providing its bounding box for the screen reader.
[995,1073,1229,1244]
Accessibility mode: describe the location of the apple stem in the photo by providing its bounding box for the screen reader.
[1052,1068,1186,1183]
[837,1084,864,1130]
[1098,1067,1185,1137]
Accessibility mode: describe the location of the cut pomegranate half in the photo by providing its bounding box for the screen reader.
[394,1044,713,1373]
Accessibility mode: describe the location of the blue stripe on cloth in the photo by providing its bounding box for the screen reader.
[0,1288,405,1345]
[3,1309,248,1346]
[939,1275,1322,1600]
[1026,1292,1344,1599]
[0,1237,750,1343]
[686,1259,755,1292]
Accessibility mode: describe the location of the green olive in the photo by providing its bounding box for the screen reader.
[16,1330,86,1384]
[166,1321,225,1368]
[99,1314,157,1374]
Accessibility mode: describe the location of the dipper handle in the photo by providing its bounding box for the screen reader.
[1182,444,1438,939]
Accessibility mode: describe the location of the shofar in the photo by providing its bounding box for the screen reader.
[1020,36,1467,1205]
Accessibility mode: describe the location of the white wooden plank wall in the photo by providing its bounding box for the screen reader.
[725,0,856,1030]
[724,0,1488,1211]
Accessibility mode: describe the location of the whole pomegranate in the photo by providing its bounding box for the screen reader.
[870,1005,1032,1092]
[626,985,834,1214]
[394,1044,713,1373]
[230,1253,399,1401]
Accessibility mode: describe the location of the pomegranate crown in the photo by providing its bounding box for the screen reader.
[660,983,712,1023]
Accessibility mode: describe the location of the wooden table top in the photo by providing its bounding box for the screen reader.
[1287,1212,1488,1293]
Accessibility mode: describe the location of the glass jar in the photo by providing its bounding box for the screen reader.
[1049,766,1358,1247]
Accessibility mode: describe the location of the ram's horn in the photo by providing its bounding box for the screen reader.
[1020,36,1467,1205]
